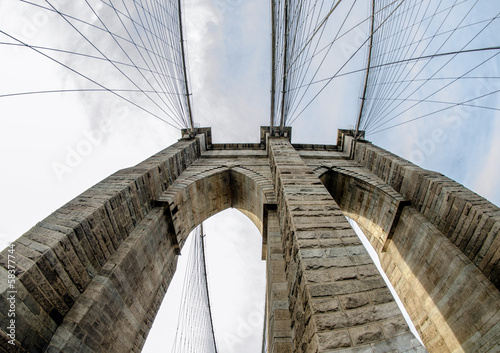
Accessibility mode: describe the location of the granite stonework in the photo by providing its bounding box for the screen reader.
[0,127,498,352]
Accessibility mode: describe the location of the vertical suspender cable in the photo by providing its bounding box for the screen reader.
[280,0,290,135]
[261,291,268,353]
[177,0,195,134]
[200,223,218,353]
[270,0,277,133]
[355,0,376,139]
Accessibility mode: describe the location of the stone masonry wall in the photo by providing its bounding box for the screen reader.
[266,209,293,353]
[158,148,276,245]
[47,207,178,352]
[381,206,500,352]
[319,168,406,253]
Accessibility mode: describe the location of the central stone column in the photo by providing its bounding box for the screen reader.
[267,136,425,352]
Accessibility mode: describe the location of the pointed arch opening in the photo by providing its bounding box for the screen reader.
[160,165,275,248]
[141,164,275,352]
[143,208,266,353]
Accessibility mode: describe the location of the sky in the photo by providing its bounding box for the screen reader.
[0,0,499,352]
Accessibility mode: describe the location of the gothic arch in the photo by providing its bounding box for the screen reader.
[45,157,276,352]
[318,167,500,353]
[319,167,405,253]
[159,165,275,244]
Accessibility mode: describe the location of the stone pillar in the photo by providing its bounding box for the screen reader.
[267,136,425,352]
[46,207,178,352]
[0,134,207,352]
[381,206,500,352]
[266,208,293,353]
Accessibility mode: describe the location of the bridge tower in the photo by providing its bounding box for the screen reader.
[1,127,499,353]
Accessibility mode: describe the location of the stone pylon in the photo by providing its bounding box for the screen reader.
[1,127,499,352]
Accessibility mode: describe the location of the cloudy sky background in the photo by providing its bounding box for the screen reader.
[1,0,499,352]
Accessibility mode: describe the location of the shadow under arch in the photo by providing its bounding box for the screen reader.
[319,167,500,352]
[319,167,406,253]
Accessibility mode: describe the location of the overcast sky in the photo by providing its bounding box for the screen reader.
[1,0,499,352]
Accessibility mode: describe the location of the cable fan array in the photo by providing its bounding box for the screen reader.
[270,0,347,132]
[172,225,218,353]
[356,0,500,135]
[1,0,194,131]
[270,0,500,137]
[269,0,402,131]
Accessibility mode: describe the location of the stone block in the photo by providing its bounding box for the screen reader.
[350,323,384,345]
[317,330,352,350]
[340,293,370,310]
[311,297,341,314]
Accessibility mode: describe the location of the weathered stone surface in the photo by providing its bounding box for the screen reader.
[350,323,384,345]
[266,209,293,353]
[311,297,341,313]
[340,293,370,310]
[317,330,352,350]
